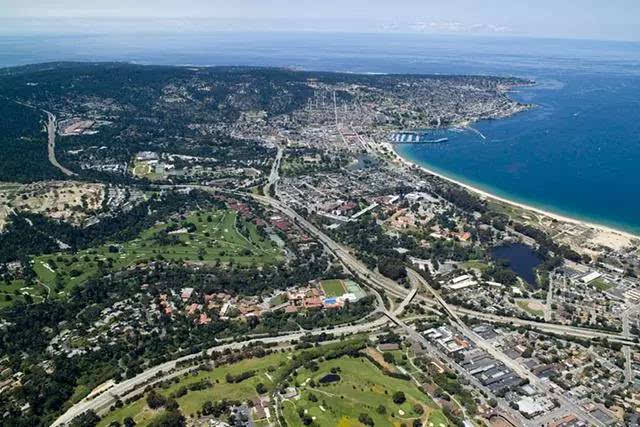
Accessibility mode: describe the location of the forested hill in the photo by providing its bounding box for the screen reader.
[0,62,528,184]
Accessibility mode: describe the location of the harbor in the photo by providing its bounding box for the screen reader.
[389,130,448,144]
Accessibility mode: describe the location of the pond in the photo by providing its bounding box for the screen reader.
[318,373,341,384]
[490,243,542,287]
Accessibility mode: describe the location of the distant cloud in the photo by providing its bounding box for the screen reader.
[379,21,514,35]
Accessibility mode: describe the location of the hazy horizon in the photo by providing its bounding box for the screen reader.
[1,0,639,42]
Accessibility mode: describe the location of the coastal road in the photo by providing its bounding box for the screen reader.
[44,110,76,177]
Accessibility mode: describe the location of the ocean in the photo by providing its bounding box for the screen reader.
[2,32,640,234]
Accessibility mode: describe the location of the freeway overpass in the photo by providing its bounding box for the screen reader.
[254,191,636,347]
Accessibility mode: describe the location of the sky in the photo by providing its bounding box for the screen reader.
[1,0,639,41]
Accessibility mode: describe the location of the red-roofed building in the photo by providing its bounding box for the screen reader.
[304,296,323,309]
[285,305,298,314]
[181,287,194,301]
[187,303,202,316]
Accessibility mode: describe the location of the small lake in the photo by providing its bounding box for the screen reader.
[490,243,542,287]
[318,373,341,384]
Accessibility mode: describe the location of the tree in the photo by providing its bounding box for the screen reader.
[359,413,374,426]
[376,405,387,414]
[256,382,267,394]
[148,410,185,427]
[392,391,406,404]
[378,258,407,280]
[69,410,100,427]
[146,390,167,409]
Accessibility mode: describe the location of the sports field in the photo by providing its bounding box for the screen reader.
[321,279,346,297]
[131,160,163,181]
[33,208,283,295]
[320,279,366,300]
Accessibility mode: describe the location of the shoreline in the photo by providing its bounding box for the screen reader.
[388,143,640,242]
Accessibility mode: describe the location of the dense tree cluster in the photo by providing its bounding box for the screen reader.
[378,257,407,280]
[0,190,218,264]
[0,101,65,182]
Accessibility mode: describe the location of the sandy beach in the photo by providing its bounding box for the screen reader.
[386,142,640,245]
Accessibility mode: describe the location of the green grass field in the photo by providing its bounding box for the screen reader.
[591,278,613,292]
[462,260,490,272]
[516,299,545,318]
[131,161,163,181]
[0,279,47,309]
[99,352,288,427]
[34,208,282,296]
[321,279,346,297]
[97,340,450,427]
[282,356,446,427]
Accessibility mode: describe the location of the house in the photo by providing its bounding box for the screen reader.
[304,296,323,309]
[285,305,299,314]
[198,314,211,325]
[187,303,201,316]
[181,287,194,301]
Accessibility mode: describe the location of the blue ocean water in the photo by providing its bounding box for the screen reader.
[2,32,640,234]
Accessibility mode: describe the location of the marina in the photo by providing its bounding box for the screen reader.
[389,130,448,144]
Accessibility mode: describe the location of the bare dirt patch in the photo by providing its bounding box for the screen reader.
[364,347,396,373]
[6,181,105,226]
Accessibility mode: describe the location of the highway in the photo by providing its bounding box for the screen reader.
[70,187,631,426]
[254,192,636,345]
[253,194,617,425]
[251,193,531,422]
[408,269,606,427]
[265,144,283,195]
[55,194,425,426]
[448,305,636,344]
[251,194,410,302]
[43,110,76,177]
[52,316,392,426]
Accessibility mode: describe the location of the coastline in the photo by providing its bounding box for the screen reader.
[388,143,640,242]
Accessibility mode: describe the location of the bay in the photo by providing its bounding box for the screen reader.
[2,31,639,233]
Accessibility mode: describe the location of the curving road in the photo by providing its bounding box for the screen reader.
[43,110,76,177]
[254,192,636,345]
[61,186,631,426]
[52,315,393,426]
